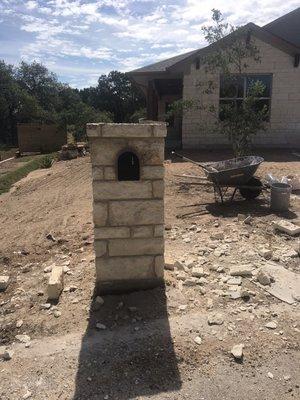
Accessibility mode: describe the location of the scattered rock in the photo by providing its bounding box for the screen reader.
[40,303,51,310]
[0,275,10,291]
[229,265,253,277]
[43,265,53,273]
[183,278,198,287]
[267,372,274,379]
[231,343,244,360]
[47,265,64,300]
[92,296,104,311]
[243,215,253,225]
[164,256,175,271]
[227,276,242,286]
[174,261,185,271]
[23,390,32,399]
[259,248,273,259]
[257,270,271,286]
[273,220,300,236]
[191,267,205,277]
[194,336,202,345]
[53,310,61,318]
[0,346,13,361]
[46,233,56,242]
[178,305,187,311]
[265,321,278,330]
[15,334,31,344]
[208,313,224,326]
[16,319,23,328]
[210,232,224,240]
[96,323,107,330]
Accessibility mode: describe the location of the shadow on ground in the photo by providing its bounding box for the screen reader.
[73,286,181,400]
[176,196,298,220]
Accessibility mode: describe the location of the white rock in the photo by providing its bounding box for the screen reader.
[96,323,107,330]
[230,265,253,277]
[15,334,31,344]
[53,310,61,318]
[259,248,273,259]
[178,305,187,311]
[231,343,244,360]
[194,336,202,345]
[273,220,300,236]
[267,372,274,379]
[208,313,224,326]
[183,278,198,286]
[265,321,278,329]
[164,257,175,271]
[191,267,204,278]
[22,390,32,399]
[0,275,10,291]
[16,319,23,328]
[47,266,64,300]
[227,277,242,286]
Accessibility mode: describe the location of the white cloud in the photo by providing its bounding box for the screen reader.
[1,0,299,87]
[26,1,38,10]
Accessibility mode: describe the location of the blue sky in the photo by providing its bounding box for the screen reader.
[0,0,299,88]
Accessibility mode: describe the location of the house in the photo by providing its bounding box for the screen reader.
[128,8,300,149]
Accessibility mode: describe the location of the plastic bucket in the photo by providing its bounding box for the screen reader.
[270,182,292,211]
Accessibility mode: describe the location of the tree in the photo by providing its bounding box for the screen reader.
[80,71,145,122]
[170,10,267,156]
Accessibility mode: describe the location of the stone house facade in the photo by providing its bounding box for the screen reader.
[129,8,300,149]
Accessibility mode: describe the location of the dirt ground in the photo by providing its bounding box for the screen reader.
[0,151,299,400]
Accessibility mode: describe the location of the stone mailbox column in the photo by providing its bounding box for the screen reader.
[87,122,167,293]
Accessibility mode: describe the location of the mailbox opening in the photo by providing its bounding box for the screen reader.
[118,151,140,181]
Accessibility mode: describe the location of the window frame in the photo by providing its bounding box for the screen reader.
[219,73,273,121]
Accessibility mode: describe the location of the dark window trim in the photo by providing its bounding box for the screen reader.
[219,73,273,122]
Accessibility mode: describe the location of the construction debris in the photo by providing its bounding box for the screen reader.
[231,344,244,360]
[47,266,64,300]
[0,275,10,291]
[273,220,300,236]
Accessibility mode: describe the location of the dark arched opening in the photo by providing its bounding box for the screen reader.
[117,151,140,181]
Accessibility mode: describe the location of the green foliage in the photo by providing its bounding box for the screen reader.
[79,71,145,122]
[218,80,268,156]
[129,107,147,122]
[0,154,55,195]
[169,9,265,156]
[40,154,54,169]
[0,61,143,146]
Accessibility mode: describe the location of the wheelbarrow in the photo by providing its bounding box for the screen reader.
[172,152,264,203]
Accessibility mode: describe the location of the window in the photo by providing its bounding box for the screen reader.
[219,74,272,121]
[117,151,140,181]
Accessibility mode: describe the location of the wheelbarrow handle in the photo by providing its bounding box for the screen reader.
[171,151,212,172]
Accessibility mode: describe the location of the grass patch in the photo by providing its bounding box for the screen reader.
[0,154,55,195]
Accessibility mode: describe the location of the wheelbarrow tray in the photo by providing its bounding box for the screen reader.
[202,155,264,186]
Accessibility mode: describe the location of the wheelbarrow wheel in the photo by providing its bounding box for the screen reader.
[239,177,263,200]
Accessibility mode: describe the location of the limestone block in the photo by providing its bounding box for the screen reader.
[154,255,164,278]
[86,123,102,137]
[93,181,152,201]
[47,266,64,300]
[128,139,165,166]
[94,240,107,257]
[131,226,153,238]
[96,256,155,280]
[95,227,130,239]
[92,166,104,180]
[90,138,126,166]
[108,238,163,257]
[93,202,108,226]
[154,225,164,237]
[0,276,10,291]
[102,123,152,138]
[109,200,164,226]
[152,180,164,198]
[153,124,167,137]
[104,167,116,180]
[141,166,164,180]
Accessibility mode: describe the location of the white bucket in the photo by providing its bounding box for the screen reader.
[270,182,292,211]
